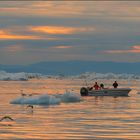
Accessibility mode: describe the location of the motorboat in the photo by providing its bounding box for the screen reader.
[80,87,131,96]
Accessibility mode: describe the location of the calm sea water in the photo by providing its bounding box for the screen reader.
[0,78,140,140]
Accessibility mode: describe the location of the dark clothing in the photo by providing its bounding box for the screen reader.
[100,83,104,89]
[113,82,118,88]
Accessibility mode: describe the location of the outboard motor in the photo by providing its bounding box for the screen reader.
[80,87,88,96]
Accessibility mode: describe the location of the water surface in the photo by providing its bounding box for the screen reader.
[0,78,140,139]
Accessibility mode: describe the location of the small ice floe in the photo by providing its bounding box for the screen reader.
[11,91,81,106]
[61,90,81,103]
[11,94,61,105]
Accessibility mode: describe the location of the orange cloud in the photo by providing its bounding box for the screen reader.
[0,2,86,17]
[30,26,75,34]
[30,26,95,34]
[0,30,39,40]
[0,1,140,19]
[132,45,140,50]
[53,46,72,49]
[104,45,140,54]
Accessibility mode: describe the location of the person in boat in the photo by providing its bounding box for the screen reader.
[113,81,118,88]
[100,83,104,89]
[93,82,100,90]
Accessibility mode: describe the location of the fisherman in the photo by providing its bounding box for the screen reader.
[93,82,100,90]
[112,81,118,88]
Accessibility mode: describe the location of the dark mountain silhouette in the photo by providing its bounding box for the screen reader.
[0,61,140,75]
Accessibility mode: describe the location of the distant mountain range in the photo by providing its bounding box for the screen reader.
[0,61,140,75]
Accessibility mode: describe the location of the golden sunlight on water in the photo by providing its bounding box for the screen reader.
[0,78,140,139]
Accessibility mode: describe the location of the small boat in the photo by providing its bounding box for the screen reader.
[80,87,131,96]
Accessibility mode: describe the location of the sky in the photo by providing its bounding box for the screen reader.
[0,1,140,65]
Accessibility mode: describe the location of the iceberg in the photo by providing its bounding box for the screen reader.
[0,70,140,81]
[10,91,81,106]
[0,71,41,81]
[72,72,140,80]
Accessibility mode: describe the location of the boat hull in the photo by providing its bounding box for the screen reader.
[80,87,131,96]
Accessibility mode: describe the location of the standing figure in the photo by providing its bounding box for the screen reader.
[93,82,100,90]
[112,81,118,88]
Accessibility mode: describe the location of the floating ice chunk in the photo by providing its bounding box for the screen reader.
[10,94,61,105]
[10,91,81,106]
[61,91,81,103]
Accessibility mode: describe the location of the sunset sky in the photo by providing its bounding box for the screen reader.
[0,1,140,64]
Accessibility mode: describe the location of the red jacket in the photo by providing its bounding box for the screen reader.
[94,84,99,90]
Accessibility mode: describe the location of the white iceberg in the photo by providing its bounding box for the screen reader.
[0,71,41,81]
[10,91,81,106]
